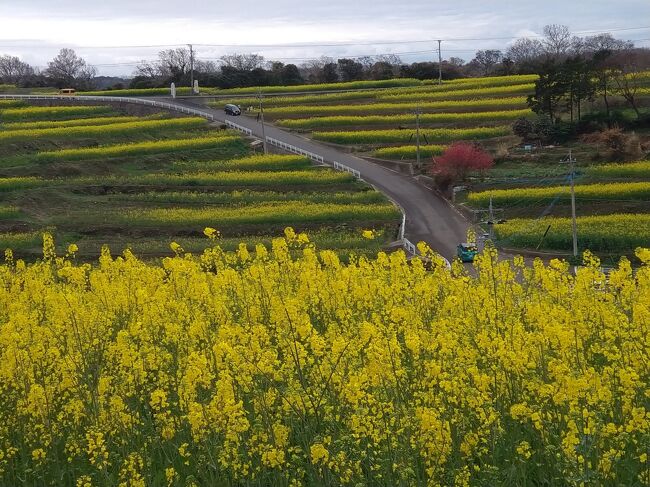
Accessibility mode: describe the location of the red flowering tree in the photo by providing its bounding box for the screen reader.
[432,142,494,183]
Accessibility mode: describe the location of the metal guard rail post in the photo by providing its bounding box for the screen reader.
[265,136,324,164]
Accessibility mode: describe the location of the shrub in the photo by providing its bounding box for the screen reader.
[512,117,534,139]
[431,142,494,182]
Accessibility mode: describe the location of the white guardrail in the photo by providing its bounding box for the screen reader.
[224,119,253,136]
[0,94,258,136]
[265,136,324,164]
[2,94,449,265]
[332,161,361,179]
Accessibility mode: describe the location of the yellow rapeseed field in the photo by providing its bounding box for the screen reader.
[0,232,648,486]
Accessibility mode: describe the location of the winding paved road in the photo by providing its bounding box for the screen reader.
[164,98,469,260]
[0,93,469,260]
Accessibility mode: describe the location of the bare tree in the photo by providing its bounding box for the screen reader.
[299,56,334,82]
[472,49,503,75]
[219,53,265,71]
[506,38,544,64]
[45,48,96,88]
[612,67,644,119]
[195,60,218,73]
[448,57,465,67]
[543,24,573,57]
[159,48,191,77]
[375,54,403,66]
[135,60,163,78]
[583,33,634,53]
[0,55,34,84]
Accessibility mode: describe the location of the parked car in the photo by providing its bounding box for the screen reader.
[58,88,76,96]
[457,243,478,263]
[224,104,241,116]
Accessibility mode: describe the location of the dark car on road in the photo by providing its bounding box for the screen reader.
[457,243,478,263]
[224,104,241,116]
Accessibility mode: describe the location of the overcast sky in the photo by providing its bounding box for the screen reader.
[1,0,649,76]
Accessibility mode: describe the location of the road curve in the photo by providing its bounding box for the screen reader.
[165,98,469,260]
[0,93,469,260]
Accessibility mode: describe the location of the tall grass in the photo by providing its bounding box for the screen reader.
[0,105,114,122]
[0,117,208,143]
[277,109,533,129]
[313,126,511,144]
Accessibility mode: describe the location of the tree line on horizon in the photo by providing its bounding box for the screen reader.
[1,25,649,91]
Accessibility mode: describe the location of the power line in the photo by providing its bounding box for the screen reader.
[1,25,649,50]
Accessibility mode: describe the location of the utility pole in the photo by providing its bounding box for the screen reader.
[568,149,578,257]
[413,105,422,170]
[188,44,195,95]
[437,40,442,85]
[258,90,268,154]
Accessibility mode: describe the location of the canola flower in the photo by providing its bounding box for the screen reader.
[0,232,648,486]
[0,105,113,122]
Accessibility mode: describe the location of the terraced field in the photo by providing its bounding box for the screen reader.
[209,74,535,162]
[0,102,400,259]
[465,158,650,256]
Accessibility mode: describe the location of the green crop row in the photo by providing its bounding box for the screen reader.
[0,168,356,193]
[172,154,313,172]
[109,201,400,227]
[0,177,45,192]
[109,190,386,206]
[73,170,356,188]
[0,117,208,143]
[313,126,511,144]
[443,74,539,86]
[495,214,650,252]
[276,109,533,129]
[1,115,146,131]
[211,90,378,109]
[2,134,241,166]
[0,105,114,122]
[0,206,21,219]
[262,97,529,117]
[0,232,42,251]
[211,78,424,95]
[373,145,446,160]
[377,83,535,102]
[79,87,194,97]
[468,182,650,207]
[0,100,26,108]
[587,160,650,178]
[372,75,540,96]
